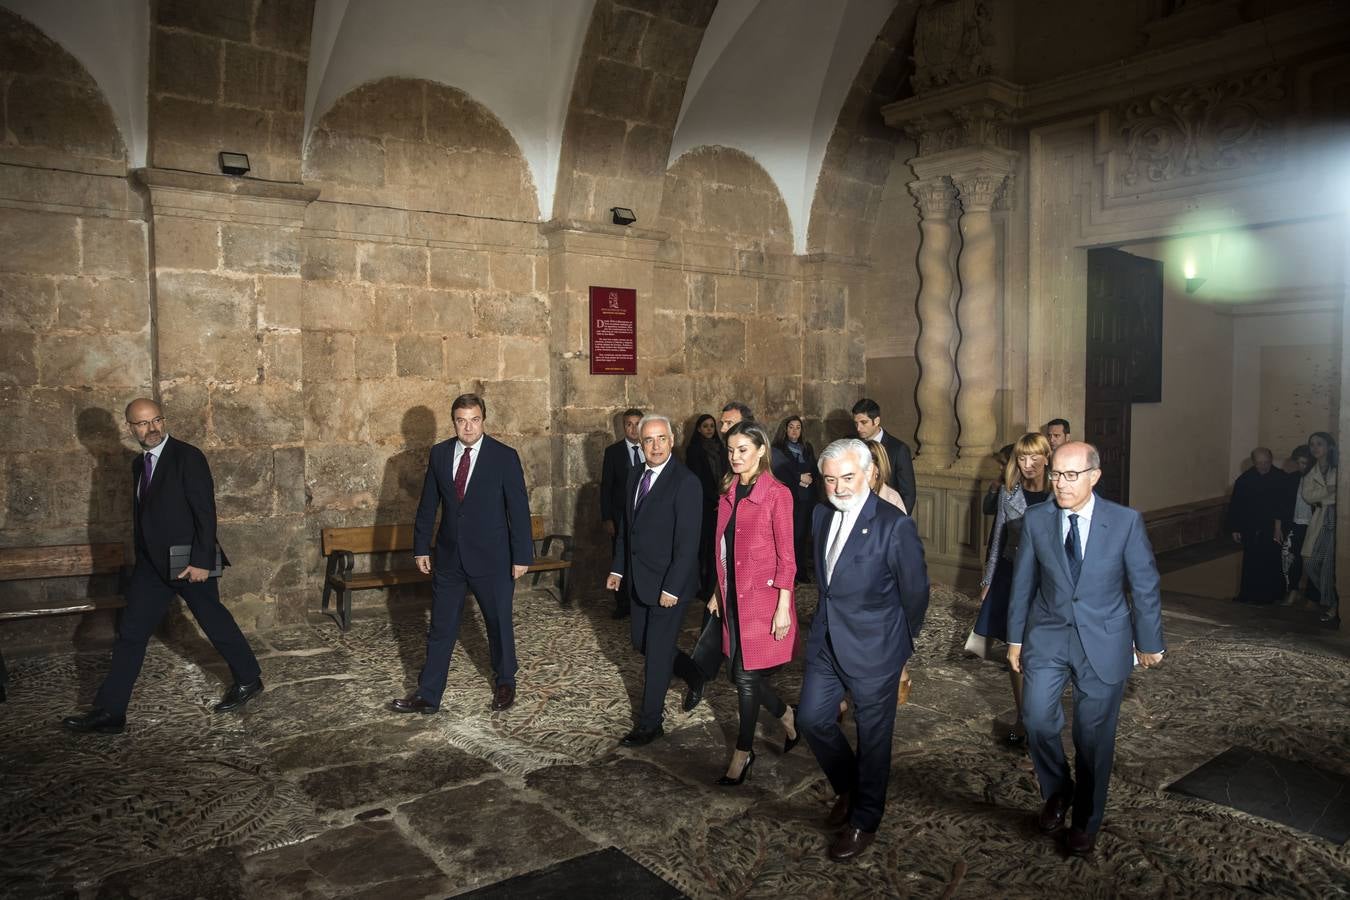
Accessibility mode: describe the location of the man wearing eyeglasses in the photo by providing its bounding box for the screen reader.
[63,399,263,734]
[1006,441,1165,857]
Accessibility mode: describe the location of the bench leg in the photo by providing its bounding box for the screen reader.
[557,569,570,607]
[322,579,333,617]
[340,589,353,632]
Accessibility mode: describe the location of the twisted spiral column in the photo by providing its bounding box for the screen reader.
[952,170,1007,464]
[909,177,959,468]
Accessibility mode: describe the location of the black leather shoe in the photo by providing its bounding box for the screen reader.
[390,694,438,714]
[828,826,876,862]
[715,750,755,786]
[491,683,516,711]
[62,708,126,734]
[214,679,264,713]
[1063,827,1096,856]
[682,674,705,712]
[620,724,664,746]
[1038,790,1073,834]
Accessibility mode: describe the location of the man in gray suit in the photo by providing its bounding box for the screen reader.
[1007,441,1165,856]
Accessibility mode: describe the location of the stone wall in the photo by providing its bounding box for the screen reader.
[151,0,315,181]
[0,10,149,633]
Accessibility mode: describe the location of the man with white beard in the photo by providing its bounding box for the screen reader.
[796,439,930,862]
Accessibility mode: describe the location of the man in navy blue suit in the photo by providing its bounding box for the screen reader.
[392,393,533,714]
[1008,441,1165,856]
[606,414,705,747]
[797,439,929,862]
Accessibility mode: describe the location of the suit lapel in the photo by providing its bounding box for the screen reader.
[634,462,674,518]
[457,437,489,505]
[1046,503,1074,586]
[1077,496,1111,582]
[138,438,172,512]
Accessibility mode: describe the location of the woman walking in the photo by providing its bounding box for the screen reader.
[1301,431,1340,627]
[708,421,799,785]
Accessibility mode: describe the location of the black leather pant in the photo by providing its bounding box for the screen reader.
[730,652,786,751]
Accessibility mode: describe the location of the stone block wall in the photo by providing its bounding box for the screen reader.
[151,0,315,181]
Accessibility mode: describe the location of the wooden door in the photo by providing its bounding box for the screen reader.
[1085,248,1164,505]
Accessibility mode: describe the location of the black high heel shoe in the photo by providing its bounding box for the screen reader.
[716,750,755,786]
[783,705,800,755]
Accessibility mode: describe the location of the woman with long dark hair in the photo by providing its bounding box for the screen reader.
[771,415,817,582]
[707,421,799,785]
[685,414,722,601]
[1301,431,1340,627]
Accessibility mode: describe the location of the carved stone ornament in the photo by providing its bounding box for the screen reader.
[1113,67,1285,189]
[911,0,994,94]
[906,101,1012,157]
[908,177,958,218]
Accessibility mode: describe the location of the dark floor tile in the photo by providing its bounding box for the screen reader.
[459,847,685,899]
[1167,746,1350,842]
[242,819,451,897]
[400,777,597,892]
[299,746,497,813]
[95,847,244,899]
[266,719,441,773]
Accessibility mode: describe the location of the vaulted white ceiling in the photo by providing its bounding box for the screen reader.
[671,0,899,252]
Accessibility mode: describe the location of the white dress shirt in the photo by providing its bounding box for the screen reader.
[633,457,670,510]
[822,499,864,583]
[626,440,642,467]
[1061,492,1096,558]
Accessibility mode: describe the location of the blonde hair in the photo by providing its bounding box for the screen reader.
[867,440,893,492]
[1004,432,1053,492]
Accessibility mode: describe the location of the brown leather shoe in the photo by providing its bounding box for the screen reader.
[389,694,437,714]
[491,683,516,711]
[828,826,875,862]
[825,793,851,828]
[1063,827,1096,856]
[1038,791,1072,833]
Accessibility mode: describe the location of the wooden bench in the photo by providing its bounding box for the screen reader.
[320,516,573,631]
[0,543,128,702]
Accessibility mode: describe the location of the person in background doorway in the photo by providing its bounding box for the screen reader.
[1226,447,1287,606]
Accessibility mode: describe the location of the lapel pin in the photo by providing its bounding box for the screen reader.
[861,528,869,535]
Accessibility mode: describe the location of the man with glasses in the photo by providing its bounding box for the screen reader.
[1006,441,1165,856]
[64,399,263,734]
[606,414,705,746]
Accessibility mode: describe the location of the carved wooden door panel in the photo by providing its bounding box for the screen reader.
[1085,248,1164,505]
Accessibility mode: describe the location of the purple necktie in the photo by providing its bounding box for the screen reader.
[139,452,153,499]
[635,468,653,510]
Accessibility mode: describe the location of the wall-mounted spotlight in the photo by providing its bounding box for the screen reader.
[610,207,636,226]
[1182,258,1204,294]
[218,151,250,176]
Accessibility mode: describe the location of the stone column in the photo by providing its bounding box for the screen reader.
[908,177,959,468]
[952,163,1012,465]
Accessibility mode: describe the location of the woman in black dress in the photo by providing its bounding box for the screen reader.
[968,431,1052,745]
[684,414,723,601]
[770,415,817,582]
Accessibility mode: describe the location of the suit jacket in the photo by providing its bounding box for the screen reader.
[600,439,640,527]
[878,431,917,515]
[1007,495,1165,685]
[132,436,228,581]
[808,492,930,680]
[714,474,797,669]
[612,459,703,606]
[413,434,533,577]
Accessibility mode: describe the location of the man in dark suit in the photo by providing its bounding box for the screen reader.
[392,392,533,714]
[797,439,930,862]
[606,414,706,746]
[852,398,916,515]
[600,408,644,619]
[1008,441,1165,856]
[63,399,262,734]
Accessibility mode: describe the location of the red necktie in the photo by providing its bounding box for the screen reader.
[454,446,472,502]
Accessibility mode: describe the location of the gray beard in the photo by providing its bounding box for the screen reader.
[828,490,868,513]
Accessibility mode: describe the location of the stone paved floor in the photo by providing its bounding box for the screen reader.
[2,572,1348,899]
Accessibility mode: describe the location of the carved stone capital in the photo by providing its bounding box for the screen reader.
[951,170,1007,213]
[908,177,957,219]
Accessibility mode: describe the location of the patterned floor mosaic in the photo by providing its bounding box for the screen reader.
[1,582,1347,898]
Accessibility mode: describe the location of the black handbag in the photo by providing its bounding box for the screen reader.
[690,611,725,681]
[168,544,225,579]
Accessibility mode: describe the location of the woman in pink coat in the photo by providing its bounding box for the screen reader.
[707,421,799,785]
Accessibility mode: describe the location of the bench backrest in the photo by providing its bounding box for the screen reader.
[0,543,126,582]
[322,516,554,556]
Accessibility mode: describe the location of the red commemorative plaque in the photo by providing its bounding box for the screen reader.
[589,286,637,375]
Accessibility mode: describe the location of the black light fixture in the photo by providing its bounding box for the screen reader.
[610,207,636,226]
[218,151,250,176]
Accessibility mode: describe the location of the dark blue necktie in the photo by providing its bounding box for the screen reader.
[631,444,641,467]
[1065,513,1082,583]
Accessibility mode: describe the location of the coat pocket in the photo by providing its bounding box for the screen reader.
[1105,611,1131,633]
